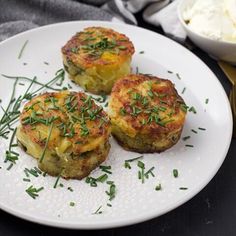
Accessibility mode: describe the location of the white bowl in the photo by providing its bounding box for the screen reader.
[178,0,236,64]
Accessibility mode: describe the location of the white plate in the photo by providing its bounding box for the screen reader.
[0,21,232,229]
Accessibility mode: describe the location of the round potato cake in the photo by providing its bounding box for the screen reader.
[108,74,187,153]
[16,91,111,179]
[62,27,135,95]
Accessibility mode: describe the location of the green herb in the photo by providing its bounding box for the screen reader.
[53,174,61,189]
[137,161,145,184]
[44,61,49,65]
[144,167,155,178]
[188,106,197,114]
[105,184,116,201]
[39,122,54,163]
[205,98,209,104]
[176,73,181,80]
[167,70,173,74]
[25,185,44,199]
[99,165,112,174]
[18,40,29,59]
[155,184,162,191]
[180,104,189,113]
[173,169,178,178]
[24,168,39,177]
[182,136,190,141]
[181,87,186,94]
[92,205,103,215]
[106,181,114,185]
[107,203,112,207]
[67,187,73,192]
[179,187,188,190]
[104,102,108,107]
[7,163,13,170]
[139,51,145,54]
[120,107,126,116]
[96,174,108,183]
[185,144,194,148]
[191,129,198,134]
[23,178,31,182]
[198,127,206,131]
[124,161,131,169]
[125,156,143,163]
[69,202,75,207]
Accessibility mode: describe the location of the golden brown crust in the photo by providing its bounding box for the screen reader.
[62,27,135,69]
[17,91,111,179]
[108,74,187,152]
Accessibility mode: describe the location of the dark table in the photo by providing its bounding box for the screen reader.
[0,12,235,236]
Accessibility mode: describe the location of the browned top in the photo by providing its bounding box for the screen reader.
[19,91,111,154]
[108,74,187,137]
[62,27,135,68]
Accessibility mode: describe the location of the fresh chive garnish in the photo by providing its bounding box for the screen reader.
[53,174,61,189]
[205,98,209,104]
[96,174,108,183]
[167,70,173,74]
[18,40,29,59]
[69,202,75,207]
[182,136,190,141]
[139,51,145,54]
[92,205,103,215]
[23,178,31,182]
[155,184,162,191]
[7,163,13,170]
[39,122,54,163]
[173,169,178,178]
[182,87,186,94]
[144,167,155,179]
[105,184,116,201]
[188,106,197,114]
[191,129,198,134]
[137,161,145,184]
[25,185,44,199]
[124,161,131,169]
[176,73,181,80]
[125,156,143,163]
[185,144,194,148]
[179,187,188,190]
[99,165,112,174]
[44,61,49,65]
[198,127,206,131]
[107,203,112,207]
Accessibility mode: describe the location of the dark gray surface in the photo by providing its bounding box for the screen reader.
[0,13,235,236]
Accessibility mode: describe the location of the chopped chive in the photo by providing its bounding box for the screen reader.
[18,40,29,59]
[176,73,181,80]
[155,184,162,191]
[198,127,206,131]
[173,169,178,178]
[96,174,108,183]
[185,144,194,148]
[189,106,197,114]
[44,61,49,65]
[7,163,13,170]
[125,155,143,163]
[53,174,61,189]
[124,161,131,169]
[99,165,112,174]
[23,178,30,182]
[67,187,73,192]
[191,129,198,134]
[179,187,188,190]
[39,122,54,163]
[105,184,116,201]
[69,202,75,207]
[107,203,112,207]
[106,181,114,185]
[92,205,103,215]
[205,98,209,104]
[181,87,186,94]
[167,70,173,74]
[25,185,44,199]
[139,51,145,54]
[182,136,190,141]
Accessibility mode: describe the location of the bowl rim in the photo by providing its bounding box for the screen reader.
[177,0,236,46]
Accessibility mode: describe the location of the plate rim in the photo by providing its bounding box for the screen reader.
[0,20,233,230]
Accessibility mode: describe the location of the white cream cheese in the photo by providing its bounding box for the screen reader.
[183,0,236,43]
